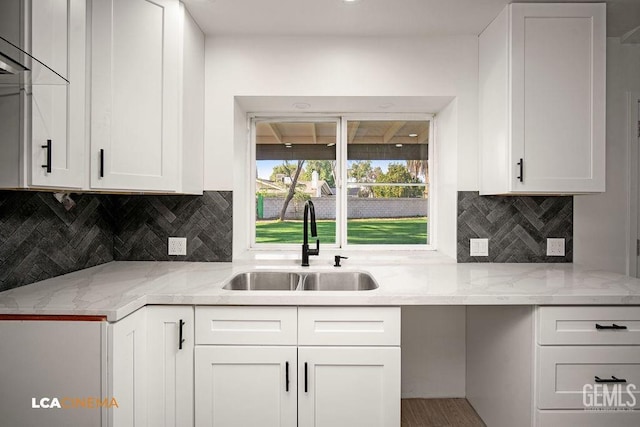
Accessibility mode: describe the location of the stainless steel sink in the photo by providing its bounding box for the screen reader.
[301,272,378,291]
[223,272,301,291]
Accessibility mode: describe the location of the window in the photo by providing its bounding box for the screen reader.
[251,115,433,249]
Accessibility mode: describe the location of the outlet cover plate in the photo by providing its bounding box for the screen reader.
[168,237,187,256]
[546,238,565,256]
[470,238,489,256]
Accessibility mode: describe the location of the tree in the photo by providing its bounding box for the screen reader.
[270,160,306,221]
[406,160,428,180]
[372,163,423,198]
[348,160,382,197]
[300,160,336,188]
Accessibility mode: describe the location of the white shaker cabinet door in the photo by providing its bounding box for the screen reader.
[91,0,180,191]
[195,346,298,427]
[146,306,194,427]
[30,0,85,189]
[298,346,401,427]
[108,308,147,427]
[510,3,605,193]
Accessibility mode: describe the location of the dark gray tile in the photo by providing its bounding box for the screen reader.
[457,191,572,263]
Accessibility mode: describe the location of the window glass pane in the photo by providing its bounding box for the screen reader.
[255,120,337,244]
[346,120,429,245]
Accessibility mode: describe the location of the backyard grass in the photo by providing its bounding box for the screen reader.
[255,217,428,245]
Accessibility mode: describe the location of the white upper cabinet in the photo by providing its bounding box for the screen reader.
[90,0,203,193]
[91,0,180,191]
[0,0,86,190]
[30,0,86,189]
[479,3,606,195]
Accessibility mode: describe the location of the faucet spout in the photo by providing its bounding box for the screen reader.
[302,200,320,266]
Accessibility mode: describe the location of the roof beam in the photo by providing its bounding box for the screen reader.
[348,121,360,144]
[268,123,283,143]
[417,128,429,144]
[383,121,406,143]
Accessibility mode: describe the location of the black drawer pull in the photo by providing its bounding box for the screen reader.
[595,323,627,330]
[304,362,308,393]
[42,139,52,173]
[595,376,627,384]
[516,158,523,182]
[285,361,289,392]
[99,149,105,178]
[178,319,185,350]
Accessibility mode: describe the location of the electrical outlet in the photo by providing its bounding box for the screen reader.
[470,238,489,256]
[546,238,565,256]
[168,237,187,256]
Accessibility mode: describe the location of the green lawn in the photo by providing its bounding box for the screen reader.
[255,217,428,245]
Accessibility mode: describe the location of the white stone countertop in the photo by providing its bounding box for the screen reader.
[2,252,640,321]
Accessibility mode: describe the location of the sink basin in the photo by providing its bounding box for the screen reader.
[223,272,301,291]
[301,272,378,291]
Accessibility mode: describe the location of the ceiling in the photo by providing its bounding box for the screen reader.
[255,121,430,145]
[184,0,640,38]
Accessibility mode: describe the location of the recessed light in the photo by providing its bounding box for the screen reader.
[284,143,292,148]
[293,102,311,110]
[395,144,403,148]
[327,142,336,147]
[378,103,394,109]
[409,133,418,137]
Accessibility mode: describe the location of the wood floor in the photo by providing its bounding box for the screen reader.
[401,399,486,427]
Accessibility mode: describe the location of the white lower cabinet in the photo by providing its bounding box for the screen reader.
[146,306,194,427]
[298,346,400,427]
[108,307,148,427]
[194,306,401,427]
[195,346,297,427]
[109,305,194,427]
[535,306,640,426]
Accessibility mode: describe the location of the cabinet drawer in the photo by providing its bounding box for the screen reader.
[195,306,297,345]
[538,306,640,345]
[298,307,400,346]
[537,410,640,427]
[538,346,640,409]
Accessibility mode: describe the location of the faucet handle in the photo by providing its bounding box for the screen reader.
[334,255,348,267]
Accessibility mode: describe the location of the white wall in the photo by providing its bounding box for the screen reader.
[435,99,458,259]
[574,38,640,274]
[204,35,478,192]
[402,306,466,398]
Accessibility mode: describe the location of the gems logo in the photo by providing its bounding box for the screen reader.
[31,397,119,409]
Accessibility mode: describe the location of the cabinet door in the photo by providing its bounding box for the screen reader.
[108,308,147,427]
[91,0,179,191]
[298,346,400,427]
[30,0,85,189]
[510,3,605,193]
[146,306,194,427]
[195,346,297,427]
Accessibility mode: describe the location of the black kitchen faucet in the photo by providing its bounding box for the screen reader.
[301,200,320,266]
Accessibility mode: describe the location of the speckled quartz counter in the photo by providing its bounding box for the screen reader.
[2,255,640,321]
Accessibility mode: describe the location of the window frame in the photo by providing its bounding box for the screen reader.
[249,113,436,251]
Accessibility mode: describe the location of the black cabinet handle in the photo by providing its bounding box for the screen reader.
[516,158,523,182]
[285,361,289,392]
[42,139,52,173]
[99,149,104,178]
[596,323,627,330]
[595,376,627,384]
[179,319,185,350]
[304,362,308,393]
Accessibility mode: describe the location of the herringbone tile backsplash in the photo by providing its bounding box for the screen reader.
[113,192,232,262]
[457,191,572,263]
[0,192,114,292]
[0,191,233,291]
